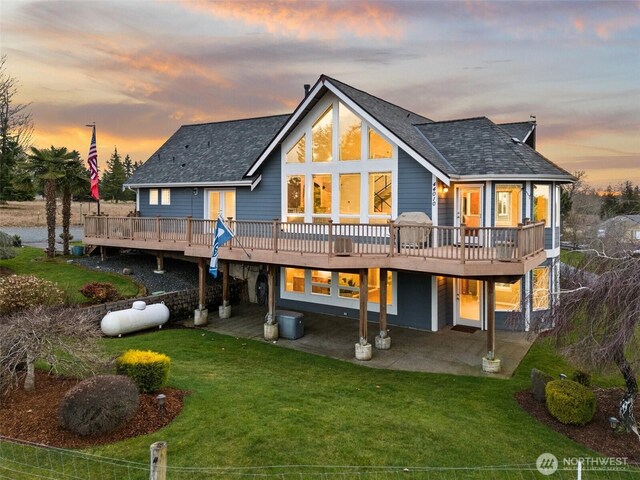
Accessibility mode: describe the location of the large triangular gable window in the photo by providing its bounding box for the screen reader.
[312,106,332,163]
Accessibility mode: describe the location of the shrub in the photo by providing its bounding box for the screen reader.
[571,370,592,387]
[116,350,171,393]
[0,231,16,260]
[0,275,64,314]
[80,282,121,303]
[58,375,139,436]
[545,379,596,425]
[12,235,22,248]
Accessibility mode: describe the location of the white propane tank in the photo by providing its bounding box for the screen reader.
[101,301,170,337]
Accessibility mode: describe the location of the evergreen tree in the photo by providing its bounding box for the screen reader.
[599,185,619,219]
[101,147,127,203]
[123,154,133,177]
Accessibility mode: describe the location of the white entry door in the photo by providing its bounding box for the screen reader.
[455,279,483,328]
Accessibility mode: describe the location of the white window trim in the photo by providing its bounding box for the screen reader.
[160,188,171,206]
[281,92,398,224]
[149,188,159,205]
[204,188,237,220]
[280,269,398,315]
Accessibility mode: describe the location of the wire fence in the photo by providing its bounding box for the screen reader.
[1,436,638,480]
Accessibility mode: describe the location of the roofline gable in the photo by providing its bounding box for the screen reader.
[244,76,451,184]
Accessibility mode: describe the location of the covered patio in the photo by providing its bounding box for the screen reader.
[180,304,534,378]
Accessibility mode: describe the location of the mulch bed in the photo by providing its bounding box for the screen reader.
[0,371,187,448]
[515,387,640,464]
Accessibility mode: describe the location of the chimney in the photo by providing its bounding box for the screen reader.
[304,84,311,98]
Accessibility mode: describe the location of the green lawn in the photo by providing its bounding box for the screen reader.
[0,246,141,303]
[1,328,636,479]
[560,249,587,268]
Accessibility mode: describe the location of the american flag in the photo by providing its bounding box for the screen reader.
[87,125,100,200]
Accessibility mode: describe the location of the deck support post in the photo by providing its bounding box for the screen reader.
[482,280,501,373]
[100,246,106,261]
[375,268,391,350]
[194,257,208,326]
[219,261,231,319]
[355,269,372,360]
[264,265,279,340]
[154,251,165,274]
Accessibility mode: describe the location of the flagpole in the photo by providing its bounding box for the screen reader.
[85,123,100,215]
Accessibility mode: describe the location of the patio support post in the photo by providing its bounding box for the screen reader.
[263,264,279,340]
[355,269,372,360]
[219,261,231,319]
[375,268,391,350]
[482,280,501,373]
[194,257,208,326]
[154,251,165,274]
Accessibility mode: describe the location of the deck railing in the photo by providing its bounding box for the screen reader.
[84,216,545,263]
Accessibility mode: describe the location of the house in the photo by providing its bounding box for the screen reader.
[85,75,574,371]
[597,215,640,244]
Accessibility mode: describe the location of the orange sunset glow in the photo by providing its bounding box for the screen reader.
[1,0,638,187]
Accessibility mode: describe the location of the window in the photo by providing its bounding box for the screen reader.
[339,103,361,161]
[287,175,305,223]
[209,190,236,219]
[369,172,392,223]
[312,106,332,163]
[495,184,521,227]
[311,270,331,296]
[286,135,305,164]
[312,174,332,223]
[533,267,550,310]
[369,129,392,159]
[533,184,550,227]
[367,268,392,305]
[495,281,521,312]
[161,189,171,205]
[339,173,360,223]
[285,268,305,293]
[149,189,158,205]
[338,272,360,299]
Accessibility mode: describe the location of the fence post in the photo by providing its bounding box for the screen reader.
[186,216,192,246]
[129,216,134,240]
[460,223,466,264]
[272,219,279,253]
[328,219,333,257]
[517,223,524,259]
[149,441,167,480]
[388,220,395,257]
[156,216,161,242]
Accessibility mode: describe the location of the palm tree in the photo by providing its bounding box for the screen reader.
[58,151,88,255]
[26,146,76,257]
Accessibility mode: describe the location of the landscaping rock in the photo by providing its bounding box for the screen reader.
[123,267,133,275]
[531,368,554,403]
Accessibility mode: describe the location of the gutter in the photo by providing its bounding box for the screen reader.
[124,175,263,190]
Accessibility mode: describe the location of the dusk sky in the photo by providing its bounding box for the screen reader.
[1,0,638,187]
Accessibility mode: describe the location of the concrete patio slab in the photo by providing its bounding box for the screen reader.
[180,303,534,378]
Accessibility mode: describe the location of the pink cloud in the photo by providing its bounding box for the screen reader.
[180,0,403,40]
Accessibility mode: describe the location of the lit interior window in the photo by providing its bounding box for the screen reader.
[312,174,332,223]
[339,173,360,223]
[495,185,521,227]
[533,267,550,310]
[369,172,392,222]
[339,103,361,161]
[209,190,236,220]
[533,184,550,227]
[311,270,331,296]
[287,175,305,223]
[338,269,392,304]
[285,268,305,293]
[367,268,392,305]
[495,281,521,311]
[149,189,158,205]
[368,129,392,159]
[312,106,332,163]
[286,135,305,164]
[161,189,171,205]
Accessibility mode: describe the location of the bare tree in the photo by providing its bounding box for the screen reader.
[531,235,640,440]
[0,306,104,394]
[561,171,602,247]
[0,55,33,203]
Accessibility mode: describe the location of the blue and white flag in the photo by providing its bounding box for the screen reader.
[209,215,234,278]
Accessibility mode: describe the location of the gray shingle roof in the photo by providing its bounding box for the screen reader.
[416,117,573,178]
[126,114,289,186]
[499,121,535,143]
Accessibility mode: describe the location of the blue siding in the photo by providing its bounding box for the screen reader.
[139,187,204,218]
[398,148,432,216]
[438,188,454,226]
[437,276,453,328]
[236,148,281,221]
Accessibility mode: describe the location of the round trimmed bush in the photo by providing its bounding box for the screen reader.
[0,275,64,314]
[545,379,596,425]
[116,350,171,393]
[58,375,139,436]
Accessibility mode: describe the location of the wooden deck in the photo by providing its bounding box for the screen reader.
[83,216,546,277]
